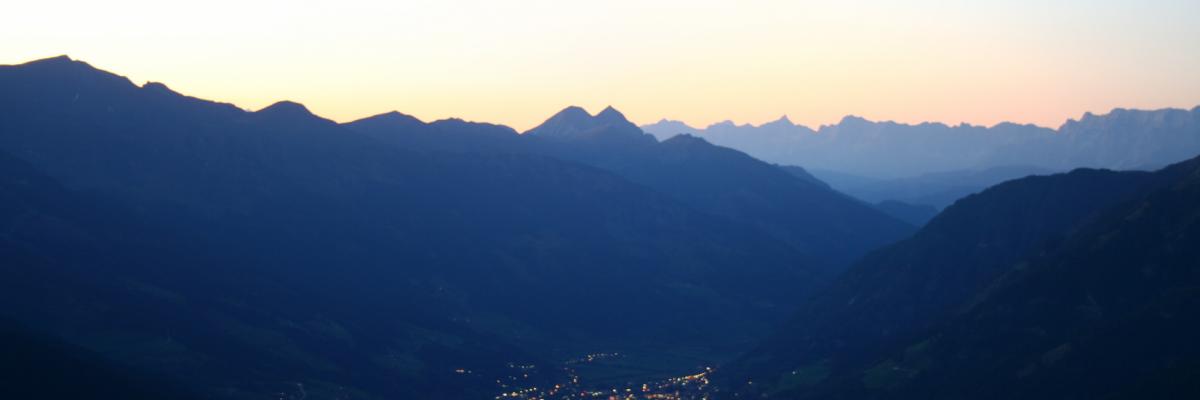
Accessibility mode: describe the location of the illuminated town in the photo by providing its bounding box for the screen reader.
[480,353,714,400]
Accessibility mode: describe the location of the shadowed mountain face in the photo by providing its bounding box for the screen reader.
[0,56,819,398]
[0,96,557,399]
[777,166,939,227]
[776,164,832,191]
[0,319,201,400]
[719,155,1200,399]
[350,106,916,272]
[643,109,1200,179]
[875,157,1200,400]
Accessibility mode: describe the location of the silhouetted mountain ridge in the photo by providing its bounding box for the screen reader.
[0,56,820,399]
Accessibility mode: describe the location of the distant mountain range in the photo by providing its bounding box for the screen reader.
[643,108,1200,179]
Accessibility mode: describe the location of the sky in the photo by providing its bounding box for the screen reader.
[3,0,1199,131]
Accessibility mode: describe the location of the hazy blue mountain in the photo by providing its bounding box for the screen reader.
[641,118,700,140]
[812,165,1055,209]
[0,56,819,398]
[643,116,1050,178]
[643,116,817,156]
[1053,107,1200,170]
[643,108,1200,179]
[779,166,937,226]
[719,157,1194,398]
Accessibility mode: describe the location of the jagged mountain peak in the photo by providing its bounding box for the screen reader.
[763,115,793,127]
[525,105,651,143]
[595,105,627,121]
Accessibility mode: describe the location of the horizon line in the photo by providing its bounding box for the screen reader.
[11,54,1200,134]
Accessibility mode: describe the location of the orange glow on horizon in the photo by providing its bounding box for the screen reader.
[3,0,1198,131]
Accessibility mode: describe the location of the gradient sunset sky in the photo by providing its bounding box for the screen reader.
[5,0,1199,131]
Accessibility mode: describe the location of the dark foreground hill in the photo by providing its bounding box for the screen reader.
[719,155,1200,399]
[0,318,202,400]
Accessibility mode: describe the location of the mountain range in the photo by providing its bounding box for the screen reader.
[3,55,1200,399]
[642,108,1200,179]
[347,100,915,272]
[0,56,910,398]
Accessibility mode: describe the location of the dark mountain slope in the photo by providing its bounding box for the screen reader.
[0,56,812,398]
[814,155,1200,400]
[782,165,939,226]
[0,319,201,400]
[777,164,832,190]
[0,147,551,399]
[721,161,1186,397]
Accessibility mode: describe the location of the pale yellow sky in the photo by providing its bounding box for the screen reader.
[3,0,1199,131]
